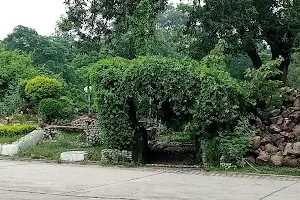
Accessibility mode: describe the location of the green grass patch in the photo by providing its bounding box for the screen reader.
[207,165,300,177]
[0,134,25,144]
[159,132,192,143]
[18,131,103,161]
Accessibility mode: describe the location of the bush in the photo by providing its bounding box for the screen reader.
[0,124,37,137]
[245,60,294,109]
[38,98,61,123]
[219,117,256,165]
[25,76,63,103]
[91,42,248,162]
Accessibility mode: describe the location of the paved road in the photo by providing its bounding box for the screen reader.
[0,160,300,200]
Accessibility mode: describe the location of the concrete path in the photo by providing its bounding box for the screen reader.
[0,160,299,200]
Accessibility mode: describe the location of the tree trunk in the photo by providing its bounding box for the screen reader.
[246,46,263,69]
[278,59,290,83]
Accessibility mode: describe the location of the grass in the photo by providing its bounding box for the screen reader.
[0,135,25,144]
[159,132,192,143]
[207,165,300,177]
[18,131,103,161]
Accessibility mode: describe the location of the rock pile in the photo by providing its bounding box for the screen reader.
[71,115,100,145]
[252,94,300,167]
[101,149,133,163]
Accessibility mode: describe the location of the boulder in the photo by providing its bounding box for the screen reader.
[270,115,284,125]
[281,119,296,132]
[269,124,281,134]
[252,136,261,150]
[271,134,282,144]
[292,142,300,155]
[294,97,300,107]
[269,153,283,166]
[270,109,281,117]
[289,111,300,123]
[265,144,278,155]
[256,151,270,164]
[260,136,271,145]
[293,125,300,136]
[256,118,264,130]
[283,143,293,156]
[283,156,299,168]
[245,156,256,164]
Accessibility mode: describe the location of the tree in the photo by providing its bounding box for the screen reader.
[0,48,36,95]
[3,25,77,83]
[59,0,168,55]
[187,0,300,82]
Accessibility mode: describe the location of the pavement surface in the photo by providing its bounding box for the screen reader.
[0,160,300,200]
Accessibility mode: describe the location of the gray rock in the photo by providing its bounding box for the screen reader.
[265,144,278,155]
[269,153,283,166]
[269,124,281,134]
[256,151,270,164]
[270,115,283,125]
[252,136,261,150]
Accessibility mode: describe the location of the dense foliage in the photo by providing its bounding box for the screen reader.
[0,124,37,137]
[1,0,300,166]
[38,98,61,123]
[25,76,63,103]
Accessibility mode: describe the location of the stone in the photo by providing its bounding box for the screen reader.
[270,115,284,125]
[283,156,299,168]
[260,136,271,145]
[293,125,300,136]
[256,118,264,130]
[269,124,281,134]
[269,153,283,166]
[270,109,281,117]
[271,134,282,143]
[256,151,270,165]
[265,144,278,155]
[1,130,43,156]
[60,151,87,162]
[289,111,300,123]
[292,142,300,155]
[281,119,296,132]
[252,136,261,150]
[245,156,256,164]
[294,97,300,107]
[283,143,293,156]
[290,107,300,111]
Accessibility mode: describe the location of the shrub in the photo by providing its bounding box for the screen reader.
[245,60,294,110]
[219,117,256,165]
[38,98,61,123]
[91,42,250,162]
[0,124,37,137]
[25,76,63,103]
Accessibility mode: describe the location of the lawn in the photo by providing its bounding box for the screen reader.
[0,135,25,144]
[18,131,103,161]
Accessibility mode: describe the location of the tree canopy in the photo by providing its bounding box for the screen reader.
[187,0,300,82]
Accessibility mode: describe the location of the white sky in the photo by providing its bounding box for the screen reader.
[0,0,187,40]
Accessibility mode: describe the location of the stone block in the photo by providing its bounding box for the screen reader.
[60,151,87,162]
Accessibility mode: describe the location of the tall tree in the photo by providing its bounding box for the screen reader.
[59,0,167,55]
[3,25,76,83]
[187,0,300,82]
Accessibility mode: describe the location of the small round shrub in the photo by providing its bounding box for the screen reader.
[38,98,61,123]
[25,76,63,102]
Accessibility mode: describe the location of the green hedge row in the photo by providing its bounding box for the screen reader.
[0,124,37,137]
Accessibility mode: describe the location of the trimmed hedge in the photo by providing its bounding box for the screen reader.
[25,76,63,102]
[0,124,37,137]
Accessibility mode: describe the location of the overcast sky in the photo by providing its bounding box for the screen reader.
[0,0,187,40]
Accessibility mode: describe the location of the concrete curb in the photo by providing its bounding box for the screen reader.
[0,129,44,156]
